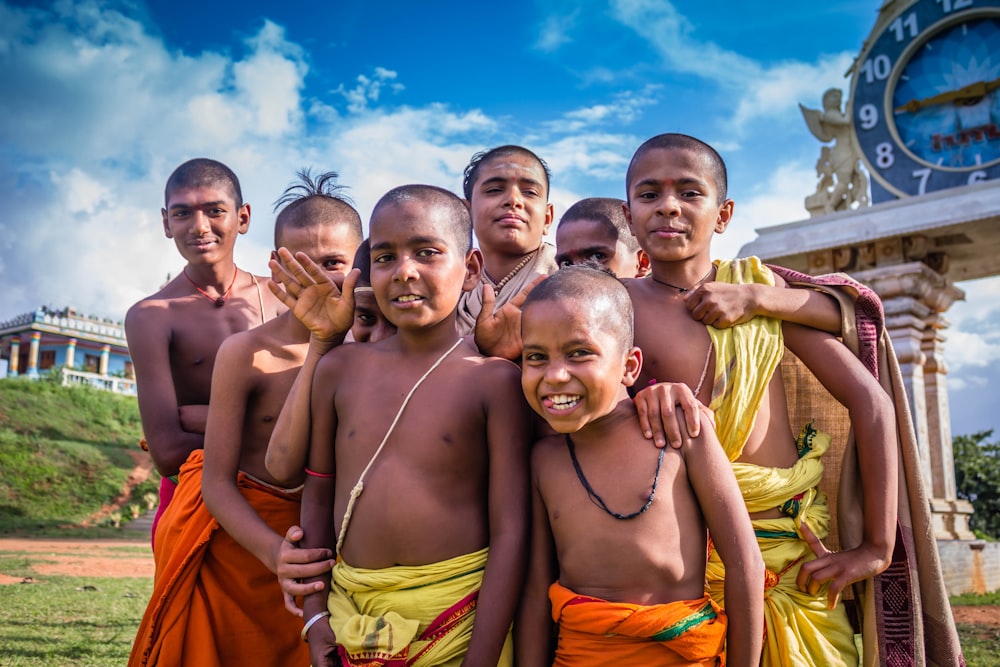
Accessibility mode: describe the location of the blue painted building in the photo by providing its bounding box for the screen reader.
[0,306,135,394]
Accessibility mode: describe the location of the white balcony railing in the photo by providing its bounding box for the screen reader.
[61,368,137,396]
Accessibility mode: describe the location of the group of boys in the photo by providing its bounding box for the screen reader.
[124,136,963,666]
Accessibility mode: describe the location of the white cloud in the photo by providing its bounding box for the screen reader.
[334,67,405,114]
[535,11,579,52]
[609,0,855,130]
[544,85,662,133]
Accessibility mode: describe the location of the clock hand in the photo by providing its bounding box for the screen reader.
[894,77,1000,113]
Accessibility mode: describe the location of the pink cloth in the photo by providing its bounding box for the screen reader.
[150,476,176,550]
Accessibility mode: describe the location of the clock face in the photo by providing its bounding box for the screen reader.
[851,0,1000,197]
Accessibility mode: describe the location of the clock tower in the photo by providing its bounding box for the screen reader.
[754,2,1000,567]
[850,0,1000,202]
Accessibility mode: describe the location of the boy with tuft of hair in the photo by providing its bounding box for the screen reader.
[299,185,530,666]
[622,133,899,666]
[128,170,363,667]
[554,197,649,278]
[516,264,763,666]
[125,158,285,547]
[264,239,399,615]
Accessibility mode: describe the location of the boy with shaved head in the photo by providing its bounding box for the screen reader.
[622,133,902,666]
[299,185,530,665]
[516,264,762,665]
[126,158,286,547]
[129,171,362,667]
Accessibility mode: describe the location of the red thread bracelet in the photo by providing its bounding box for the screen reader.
[304,467,335,479]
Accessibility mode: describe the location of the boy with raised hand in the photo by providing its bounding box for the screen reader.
[457,145,558,352]
[125,158,285,546]
[265,240,398,616]
[300,185,530,666]
[623,133,898,665]
[265,238,397,488]
[128,170,362,667]
[516,264,763,666]
[554,197,649,278]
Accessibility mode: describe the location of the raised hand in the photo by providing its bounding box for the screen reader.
[474,276,545,360]
[268,248,359,342]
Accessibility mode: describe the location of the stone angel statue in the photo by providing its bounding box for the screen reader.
[800,88,870,215]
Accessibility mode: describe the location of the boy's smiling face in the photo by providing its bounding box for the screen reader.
[624,147,733,264]
[521,297,640,434]
[369,199,479,331]
[469,152,554,259]
[162,185,250,266]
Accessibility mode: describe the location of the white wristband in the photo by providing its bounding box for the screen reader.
[301,610,331,642]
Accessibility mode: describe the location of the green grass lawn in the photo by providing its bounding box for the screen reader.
[0,544,152,666]
[0,576,153,666]
[0,377,158,535]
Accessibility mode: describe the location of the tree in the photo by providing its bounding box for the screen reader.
[954,430,1000,540]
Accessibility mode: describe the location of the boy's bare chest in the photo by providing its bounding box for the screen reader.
[336,376,485,458]
[632,299,714,395]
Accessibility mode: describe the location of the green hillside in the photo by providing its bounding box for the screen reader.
[0,376,158,535]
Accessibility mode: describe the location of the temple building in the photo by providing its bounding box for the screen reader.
[0,306,135,395]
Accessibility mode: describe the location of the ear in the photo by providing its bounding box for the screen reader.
[715,199,734,234]
[162,208,172,238]
[622,201,633,231]
[622,346,643,387]
[238,203,251,234]
[634,250,651,278]
[462,248,484,293]
[541,202,555,236]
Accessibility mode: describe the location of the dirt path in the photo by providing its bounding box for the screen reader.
[0,537,153,583]
[3,535,1000,635]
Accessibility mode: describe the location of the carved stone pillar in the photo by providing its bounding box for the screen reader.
[922,312,976,539]
[854,261,974,539]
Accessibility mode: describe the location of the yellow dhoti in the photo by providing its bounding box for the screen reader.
[327,547,512,666]
[707,426,857,666]
[704,259,858,666]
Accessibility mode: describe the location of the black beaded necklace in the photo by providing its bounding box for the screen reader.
[565,434,665,520]
[649,265,715,293]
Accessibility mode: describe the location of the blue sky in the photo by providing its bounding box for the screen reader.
[0,0,997,438]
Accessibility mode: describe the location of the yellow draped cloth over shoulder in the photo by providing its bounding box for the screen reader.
[707,257,782,462]
[327,547,512,666]
[548,581,726,666]
[704,258,858,666]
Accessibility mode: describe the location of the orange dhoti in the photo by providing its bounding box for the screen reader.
[549,581,726,666]
[128,449,310,667]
